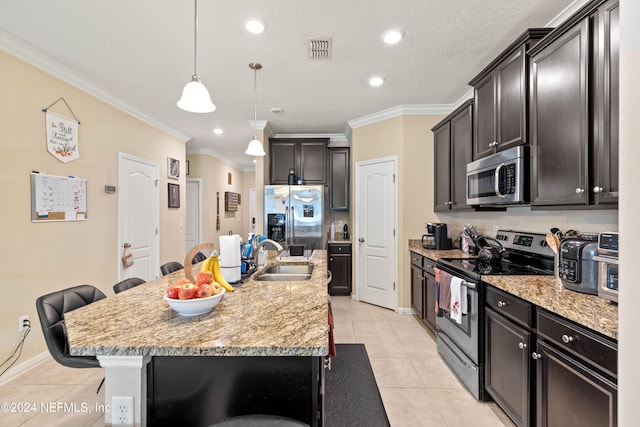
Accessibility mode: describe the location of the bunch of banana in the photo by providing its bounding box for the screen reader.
[200,256,234,292]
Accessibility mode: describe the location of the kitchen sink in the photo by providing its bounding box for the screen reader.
[255,264,314,281]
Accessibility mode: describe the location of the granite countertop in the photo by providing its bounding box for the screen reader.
[408,239,618,341]
[327,236,352,245]
[65,250,329,357]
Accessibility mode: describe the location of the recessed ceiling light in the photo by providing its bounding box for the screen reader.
[245,18,266,34]
[383,29,403,44]
[213,128,223,135]
[369,76,384,87]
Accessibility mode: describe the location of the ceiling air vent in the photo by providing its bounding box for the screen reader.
[307,38,332,59]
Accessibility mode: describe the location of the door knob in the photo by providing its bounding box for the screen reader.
[124,242,131,248]
[593,186,604,194]
[532,352,542,360]
[518,342,527,350]
[359,238,365,243]
[575,188,585,194]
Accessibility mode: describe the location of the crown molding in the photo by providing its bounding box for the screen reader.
[546,0,590,27]
[271,132,349,145]
[347,104,456,129]
[0,30,190,143]
[187,147,245,171]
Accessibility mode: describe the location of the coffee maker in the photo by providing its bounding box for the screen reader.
[422,223,452,250]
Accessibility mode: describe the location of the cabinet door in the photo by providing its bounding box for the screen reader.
[270,142,297,184]
[410,264,423,318]
[536,340,617,427]
[593,0,619,205]
[450,103,473,210]
[328,148,349,211]
[474,72,496,159]
[433,123,451,211]
[485,308,532,427]
[530,20,590,206]
[496,46,527,150]
[328,254,351,296]
[423,272,437,332]
[300,141,327,184]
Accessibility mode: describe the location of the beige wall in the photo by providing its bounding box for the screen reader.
[0,49,186,361]
[185,154,246,243]
[352,114,446,308]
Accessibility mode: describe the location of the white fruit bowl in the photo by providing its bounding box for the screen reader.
[164,288,226,316]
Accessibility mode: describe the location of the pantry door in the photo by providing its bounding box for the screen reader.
[118,153,160,281]
[355,156,398,310]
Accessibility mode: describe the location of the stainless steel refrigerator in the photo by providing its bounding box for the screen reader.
[264,185,324,252]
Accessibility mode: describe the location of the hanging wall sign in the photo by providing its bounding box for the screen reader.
[42,97,81,163]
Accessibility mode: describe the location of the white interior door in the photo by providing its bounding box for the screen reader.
[118,153,159,282]
[356,156,398,310]
[185,179,203,253]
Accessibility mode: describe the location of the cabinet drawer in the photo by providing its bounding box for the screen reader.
[485,286,533,328]
[328,244,351,255]
[410,252,423,268]
[537,309,617,378]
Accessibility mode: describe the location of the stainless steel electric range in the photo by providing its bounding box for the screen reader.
[435,229,554,400]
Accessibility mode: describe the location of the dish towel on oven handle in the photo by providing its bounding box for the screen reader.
[450,276,466,324]
[435,268,452,315]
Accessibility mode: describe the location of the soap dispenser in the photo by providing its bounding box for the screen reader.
[330,221,335,240]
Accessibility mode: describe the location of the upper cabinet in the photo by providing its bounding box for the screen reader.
[269,138,328,185]
[469,29,553,160]
[328,148,349,211]
[432,99,474,212]
[529,0,619,208]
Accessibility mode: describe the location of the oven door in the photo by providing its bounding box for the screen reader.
[436,280,479,364]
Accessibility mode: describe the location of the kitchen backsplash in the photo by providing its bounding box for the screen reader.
[434,206,618,243]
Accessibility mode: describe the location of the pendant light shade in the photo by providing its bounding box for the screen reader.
[245,62,266,156]
[177,0,215,113]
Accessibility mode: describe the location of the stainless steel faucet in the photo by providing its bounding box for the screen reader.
[253,239,284,264]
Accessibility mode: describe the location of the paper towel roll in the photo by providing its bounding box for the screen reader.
[219,235,241,283]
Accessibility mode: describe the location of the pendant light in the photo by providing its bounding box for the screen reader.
[245,62,266,156]
[177,0,215,113]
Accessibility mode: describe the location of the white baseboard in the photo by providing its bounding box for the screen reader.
[396,307,415,315]
[0,351,51,386]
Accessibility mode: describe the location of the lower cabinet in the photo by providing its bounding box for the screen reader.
[328,243,351,296]
[485,287,534,427]
[485,286,618,427]
[535,310,617,427]
[410,251,436,333]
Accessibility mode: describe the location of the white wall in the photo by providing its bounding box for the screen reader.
[618,0,639,423]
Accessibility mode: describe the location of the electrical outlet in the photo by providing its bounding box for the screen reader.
[112,396,134,426]
[18,315,30,333]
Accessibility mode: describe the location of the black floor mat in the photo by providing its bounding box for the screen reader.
[324,344,391,427]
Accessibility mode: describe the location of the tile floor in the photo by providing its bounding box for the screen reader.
[0,297,514,426]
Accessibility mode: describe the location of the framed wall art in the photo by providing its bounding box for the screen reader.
[168,183,180,208]
[168,157,180,179]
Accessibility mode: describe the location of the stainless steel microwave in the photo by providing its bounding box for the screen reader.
[466,146,529,206]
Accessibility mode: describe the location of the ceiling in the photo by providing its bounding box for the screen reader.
[0,0,578,170]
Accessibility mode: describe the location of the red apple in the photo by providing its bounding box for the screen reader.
[211,282,222,295]
[166,284,181,299]
[178,282,198,300]
[196,271,214,285]
[197,283,214,298]
[176,278,191,286]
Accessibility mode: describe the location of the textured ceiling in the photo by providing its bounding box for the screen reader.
[0,0,578,169]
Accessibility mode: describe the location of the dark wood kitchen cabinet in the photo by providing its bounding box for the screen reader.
[432,99,473,212]
[469,29,552,160]
[328,148,349,211]
[410,252,436,333]
[327,243,351,296]
[593,0,619,205]
[485,287,534,427]
[535,310,617,427]
[410,253,424,319]
[269,138,328,185]
[529,0,619,208]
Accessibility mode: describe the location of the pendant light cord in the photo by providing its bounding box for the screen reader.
[193,0,199,76]
[253,66,258,139]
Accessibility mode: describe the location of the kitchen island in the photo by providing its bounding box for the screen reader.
[65,250,329,426]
